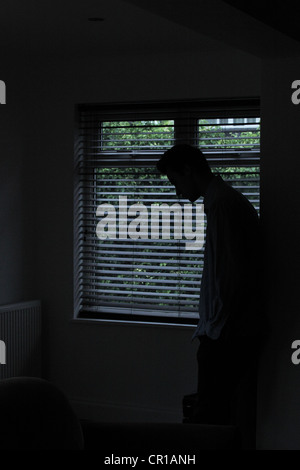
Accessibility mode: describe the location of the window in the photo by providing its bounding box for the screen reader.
[74,99,260,325]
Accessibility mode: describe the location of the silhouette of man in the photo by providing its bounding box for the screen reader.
[157,144,263,431]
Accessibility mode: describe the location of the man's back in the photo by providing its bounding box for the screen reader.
[194,175,261,340]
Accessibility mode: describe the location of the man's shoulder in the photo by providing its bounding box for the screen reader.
[210,176,243,203]
[209,176,258,218]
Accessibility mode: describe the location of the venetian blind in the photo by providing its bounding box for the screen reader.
[74,99,260,324]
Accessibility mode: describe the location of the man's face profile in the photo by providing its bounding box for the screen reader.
[166,166,197,202]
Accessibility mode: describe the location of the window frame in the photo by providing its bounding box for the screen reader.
[74,98,260,326]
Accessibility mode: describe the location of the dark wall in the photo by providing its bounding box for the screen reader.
[257,56,300,449]
[0,67,33,306]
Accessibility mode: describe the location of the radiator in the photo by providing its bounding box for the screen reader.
[0,300,41,379]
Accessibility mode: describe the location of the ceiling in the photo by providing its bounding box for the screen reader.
[0,0,299,60]
[0,0,228,59]
[121,0,300,58]
[223,0,300,44]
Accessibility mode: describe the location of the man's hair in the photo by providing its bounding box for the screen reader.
[156,144,211,175]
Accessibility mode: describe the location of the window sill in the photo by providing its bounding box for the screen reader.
[71,315,197,329]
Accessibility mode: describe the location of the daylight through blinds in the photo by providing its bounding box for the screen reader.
[75,100,260,323]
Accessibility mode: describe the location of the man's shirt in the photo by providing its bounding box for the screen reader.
[192,175,261,341]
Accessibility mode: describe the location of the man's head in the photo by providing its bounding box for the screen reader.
[156,144,213,202]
